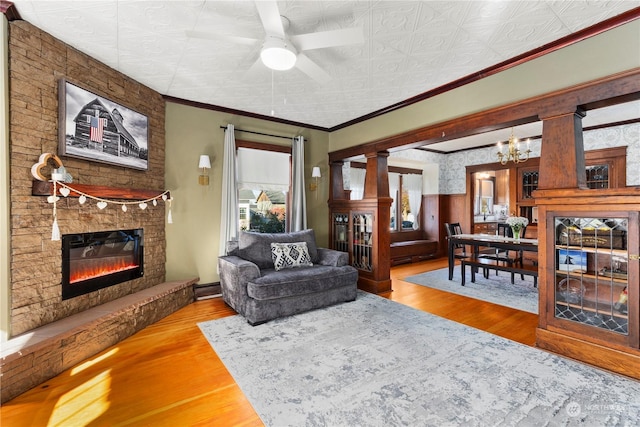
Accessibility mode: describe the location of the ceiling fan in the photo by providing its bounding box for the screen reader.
[186,1,364,84]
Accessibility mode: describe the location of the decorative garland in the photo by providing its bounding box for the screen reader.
[49,180,173,241]
[30,153,174,241]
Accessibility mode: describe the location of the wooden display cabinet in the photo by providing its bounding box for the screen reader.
[518,166,539,203]
[327,153,392,294]
[535,188,640,379]
[331,210,374,272]
[329,199,392,294]
[515,147,626,226]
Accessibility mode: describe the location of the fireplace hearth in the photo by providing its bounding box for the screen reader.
[62,229,144,300]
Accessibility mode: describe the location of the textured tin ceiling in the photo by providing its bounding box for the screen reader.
[9,0,640,151]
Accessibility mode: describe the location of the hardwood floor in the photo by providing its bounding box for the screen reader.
[0,258,538,426]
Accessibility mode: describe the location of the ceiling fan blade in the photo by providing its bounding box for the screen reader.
[295,53,331,84]
[291,27,364,51]
[255,0,284,37]
[186,30,258,46]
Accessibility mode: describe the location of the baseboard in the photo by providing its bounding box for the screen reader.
[194,282,222,300]
[196,293,222,300]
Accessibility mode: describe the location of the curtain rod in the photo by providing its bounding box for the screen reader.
[220,126,301,141]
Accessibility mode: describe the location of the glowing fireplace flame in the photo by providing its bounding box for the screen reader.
[70,257,139,284]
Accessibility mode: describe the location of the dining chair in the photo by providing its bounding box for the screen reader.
[446,222,491,279]
[445,222,469,260]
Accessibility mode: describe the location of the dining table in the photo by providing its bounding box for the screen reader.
[447,233,539,280]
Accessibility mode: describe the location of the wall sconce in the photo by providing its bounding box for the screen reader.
[310,167,321,194]
[198,155,211,185]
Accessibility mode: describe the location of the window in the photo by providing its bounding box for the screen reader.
[400,186,412,229]
[237,146,290,233]
[239,206,249,230]
[390,172,422,231]
[389,172,399,230]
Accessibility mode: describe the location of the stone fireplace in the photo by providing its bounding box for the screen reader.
[1,20,198,404]
[7,20,170,336]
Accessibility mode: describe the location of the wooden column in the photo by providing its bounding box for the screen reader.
[538,109,587,190]
[363,151,390,199]
[329,160,348,201]
[359,151,392,294]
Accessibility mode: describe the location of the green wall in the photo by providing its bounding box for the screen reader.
[164,103,330,284]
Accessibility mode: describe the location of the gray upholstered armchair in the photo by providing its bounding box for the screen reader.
[218,229,358,325]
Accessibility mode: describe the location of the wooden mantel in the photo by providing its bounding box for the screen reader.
[32,181,170,200]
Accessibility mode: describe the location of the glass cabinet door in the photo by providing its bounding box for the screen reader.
[585,164,610,189]
[554,217,629,335]
[521,170,539,200]
[332,213,349,253]
[352,213,373,272]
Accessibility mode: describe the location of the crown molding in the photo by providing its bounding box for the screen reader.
[0,1,20,21]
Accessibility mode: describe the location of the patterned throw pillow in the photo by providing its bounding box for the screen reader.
[270,242,313,271]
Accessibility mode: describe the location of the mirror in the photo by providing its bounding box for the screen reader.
[474,173,495,216]
[473,170,510,221]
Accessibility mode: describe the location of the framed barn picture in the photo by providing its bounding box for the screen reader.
[58,79,149,170]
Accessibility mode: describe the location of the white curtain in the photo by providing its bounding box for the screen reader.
[289,136,307,231]
[404,173,423,230]
[349,167,366,200]
[219,124,238,255]
[389,172,399,226]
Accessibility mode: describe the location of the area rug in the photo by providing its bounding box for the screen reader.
[403,267,538,314]
[199,292,639,426]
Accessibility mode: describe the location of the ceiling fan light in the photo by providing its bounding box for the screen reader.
[261,39,297,71]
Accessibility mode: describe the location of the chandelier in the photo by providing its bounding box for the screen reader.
[497,128,531,165]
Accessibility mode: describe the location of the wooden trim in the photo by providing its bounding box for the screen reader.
[464,147,625,176]
[236,139,291,154]
[536,328,640,380]
[32,181,170,200]
[357,277,392,294]
[221,126,298,141]
[419,118,639,156]
[351,161,422,175]
[585,146,627,160]
[329,68,640,162]
[329,160,346,201]
[533,187,640,203]
[163,95,329,132]
[0,1,20,21]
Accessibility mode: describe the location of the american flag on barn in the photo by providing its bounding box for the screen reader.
[72,98,140,158]
[88,111,107,143]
